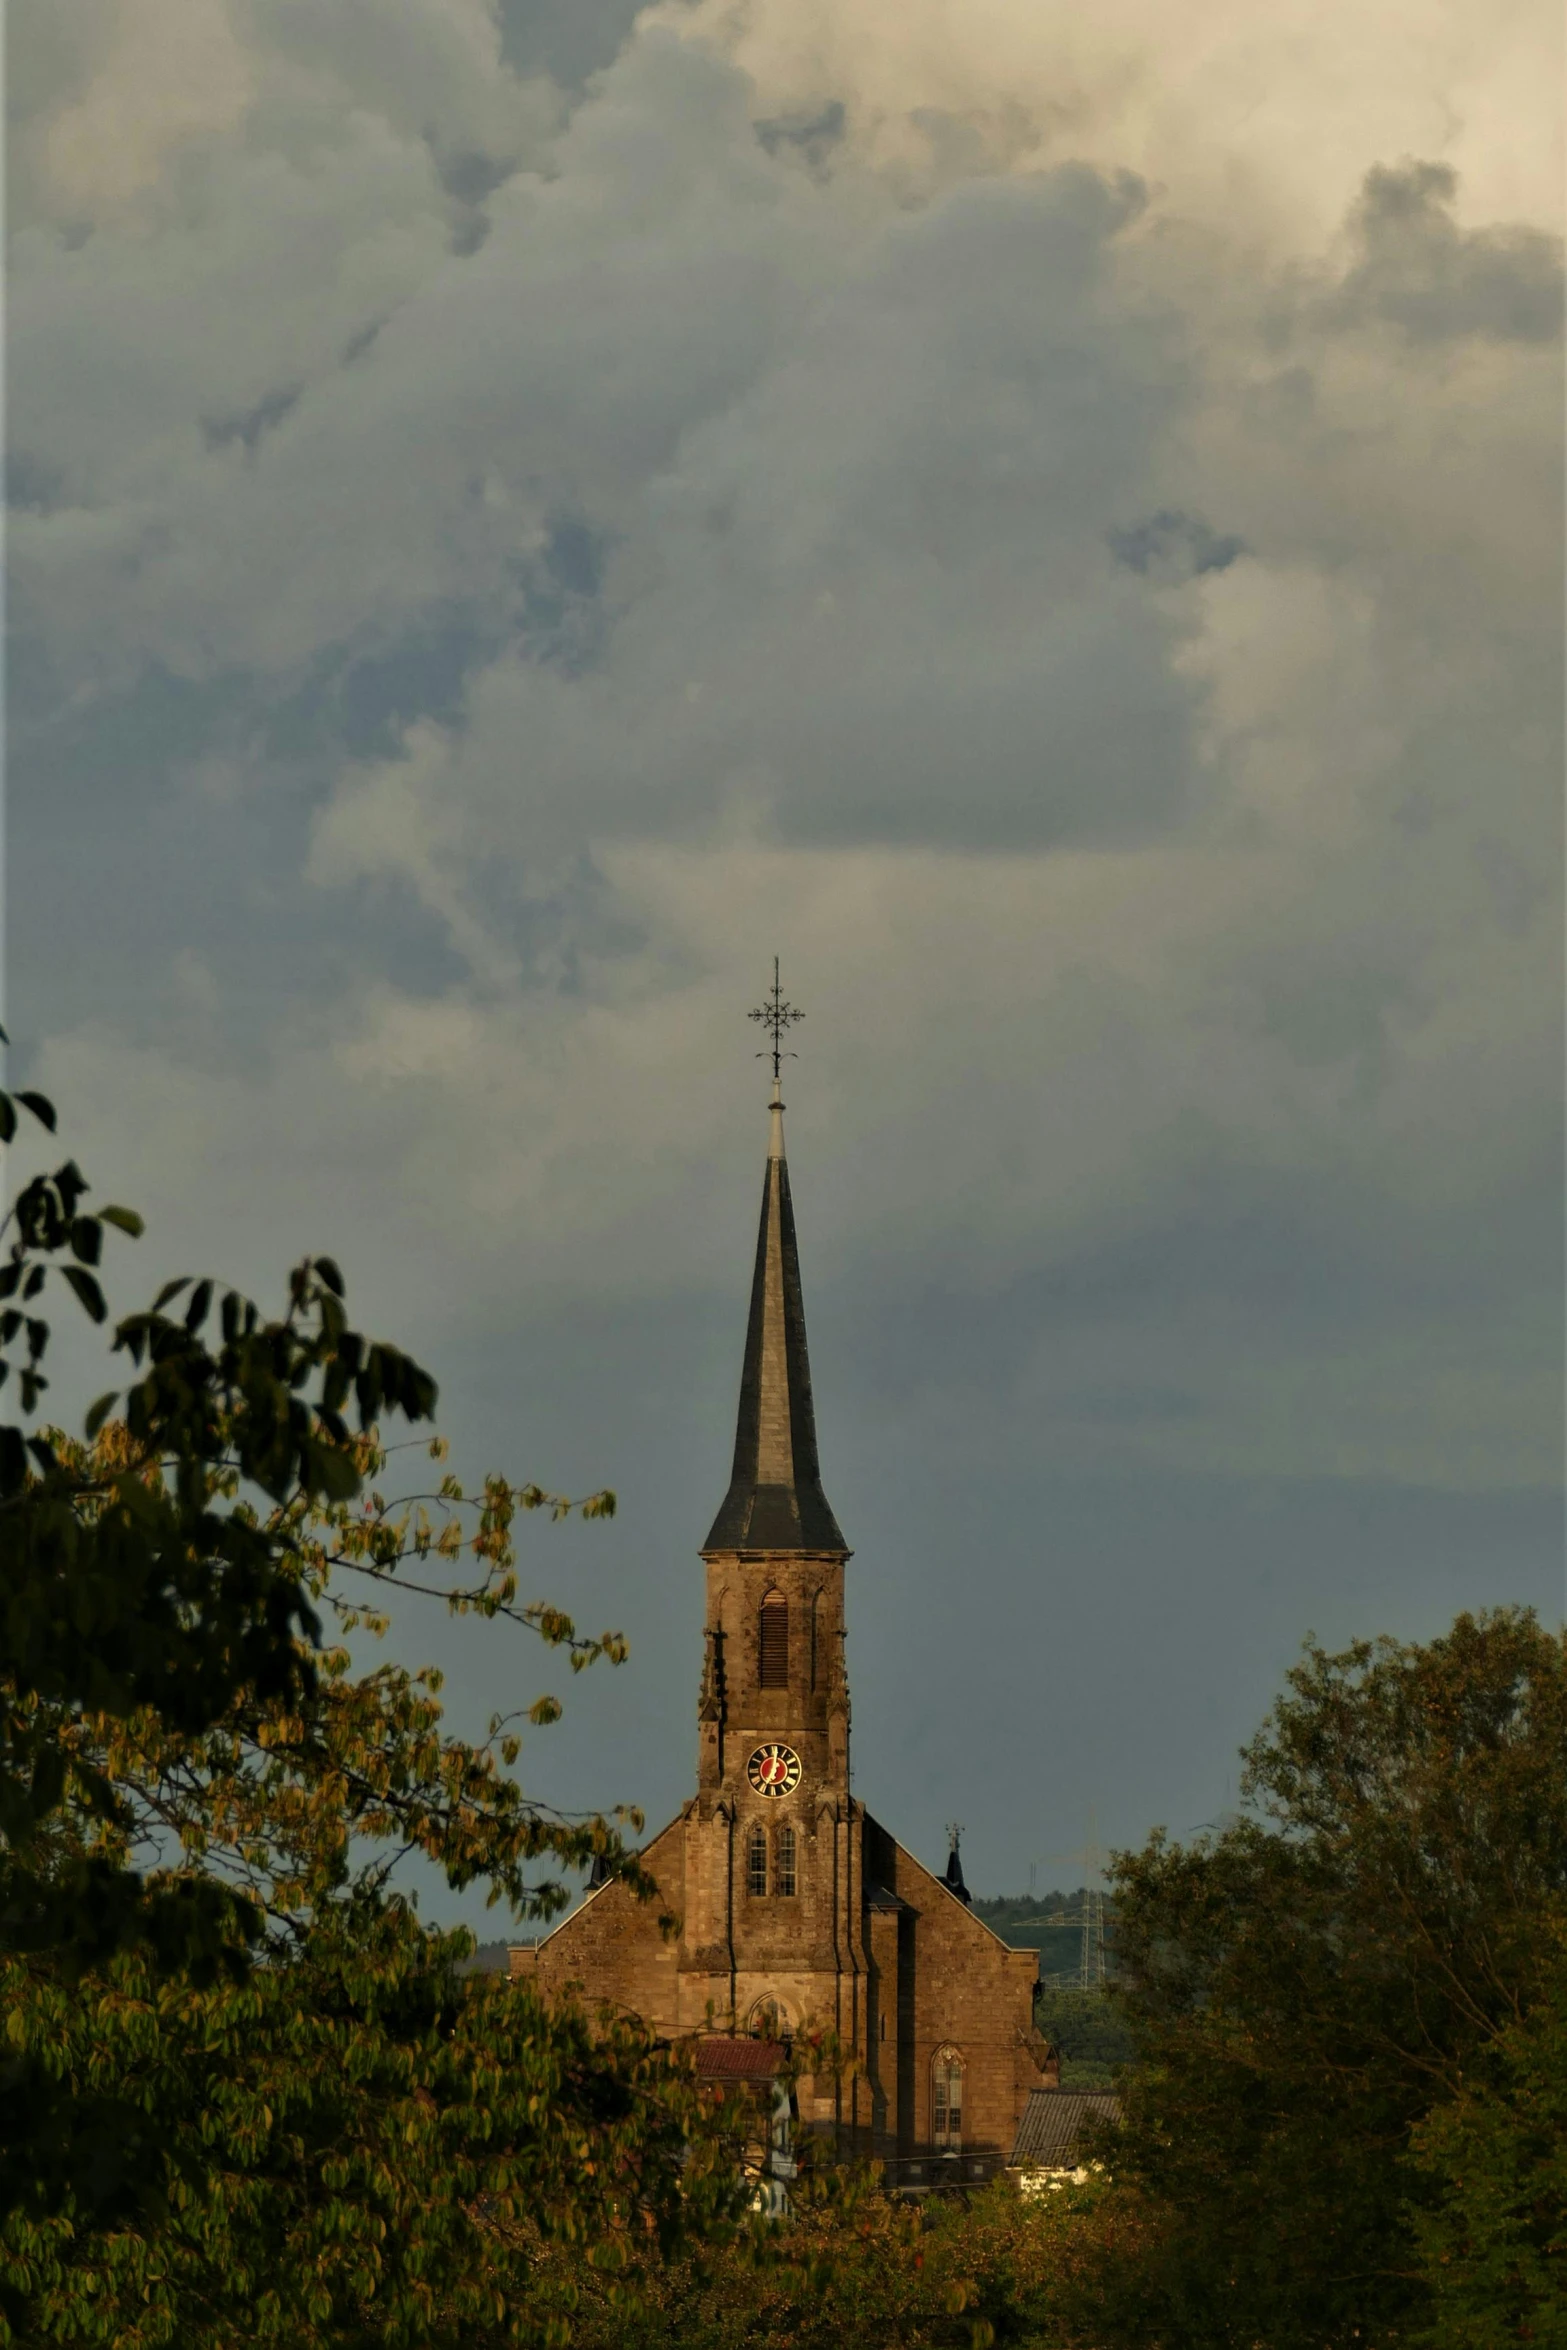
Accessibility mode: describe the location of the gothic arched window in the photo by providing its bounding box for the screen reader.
[775,1823,797,1896]
[759,1591,789,1688]
[746,1822,768,1897]
[931,2047,964,2150]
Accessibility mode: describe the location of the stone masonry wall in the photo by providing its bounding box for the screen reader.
[516,1815,686,2036]
[864,1817,1045,2156]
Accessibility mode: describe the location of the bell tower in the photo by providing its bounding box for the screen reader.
[678,968,862,2046]
[697,1065,851,1805]
[523,967,1051,2163]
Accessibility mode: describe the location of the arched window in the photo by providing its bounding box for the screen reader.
[759,1591,789,1688]
[775,1823,797,1897]
[746,1822,768,1897]
[931,2047,964,2150]
[747,1996,791,2043]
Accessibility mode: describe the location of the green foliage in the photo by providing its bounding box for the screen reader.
[973,1894,1108,1989]
[525,2169,1144,2349]
[0,1059,450,1986]
[1030,1989,1134,2090]
[1096,1608,1567,2350]
[0,1413,679,2334]
[2,1918,735,2349]
[1408,1929,1567,2346]
[0,1071,737,2343]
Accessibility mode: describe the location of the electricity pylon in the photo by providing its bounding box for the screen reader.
[1070,1810,1106,1990]
[1041,1810,1108,1991]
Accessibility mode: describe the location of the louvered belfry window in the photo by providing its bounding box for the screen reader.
[759,1592,789,1688]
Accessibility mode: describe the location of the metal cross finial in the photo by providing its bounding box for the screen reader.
[748,957,804,1082]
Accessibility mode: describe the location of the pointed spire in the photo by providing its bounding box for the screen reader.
[943,1823,971,1907]
[702,1080,848,1555]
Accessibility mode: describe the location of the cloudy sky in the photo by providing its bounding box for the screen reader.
[9,0,1563,1914]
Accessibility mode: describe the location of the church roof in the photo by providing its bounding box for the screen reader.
[702,1083,848,1556]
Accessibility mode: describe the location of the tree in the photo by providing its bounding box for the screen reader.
[0,1067,744,2342]
[0,1055,440,1980]
[1030,1988,1134,2090]
[0,1419,739,2347]
[1408,1928,1567,2347]
[516,2162,1166,2350]
[1097,1609,1567,2349]
[0,1059,483,2241]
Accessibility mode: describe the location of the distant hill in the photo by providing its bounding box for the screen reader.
[973,1888,1113,1985]
[973,1893,1131,2086]
[453,1940,514,1976]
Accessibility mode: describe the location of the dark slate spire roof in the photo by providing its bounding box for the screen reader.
[943,1828,971,1907]
[702,1084,848,1556]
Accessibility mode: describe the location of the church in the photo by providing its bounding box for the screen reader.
[516,1027,1050,2168]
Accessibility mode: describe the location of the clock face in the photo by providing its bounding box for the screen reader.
[747,1742,802,1798]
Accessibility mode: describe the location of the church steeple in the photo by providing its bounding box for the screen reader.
[702,1067,848,1557]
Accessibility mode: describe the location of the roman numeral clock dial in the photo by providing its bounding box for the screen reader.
[747,1742,802,1797]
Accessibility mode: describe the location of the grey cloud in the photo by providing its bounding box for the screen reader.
[495,0,648,91]
[5,0,1561,1959]
[6,0,1561,1898]
[10,31,828,681]
[5,451,67,514]
[474,160,1198,853]
[12,46,1201,861]
[201,383,304,455]
[1337,159,1565,344]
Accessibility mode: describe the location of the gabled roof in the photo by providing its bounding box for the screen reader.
[1010,2087,1121,2168]
[702,1085,848,1556]
[865,1821,1028,1956]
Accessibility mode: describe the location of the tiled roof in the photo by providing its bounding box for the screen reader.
[695,2037,787,2081]
[1009,2088,1121,2168]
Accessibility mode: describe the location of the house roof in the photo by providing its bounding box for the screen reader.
[1009,2088,1121,2168]
[701,1083,848,1556]
[695,2036,788,2081]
